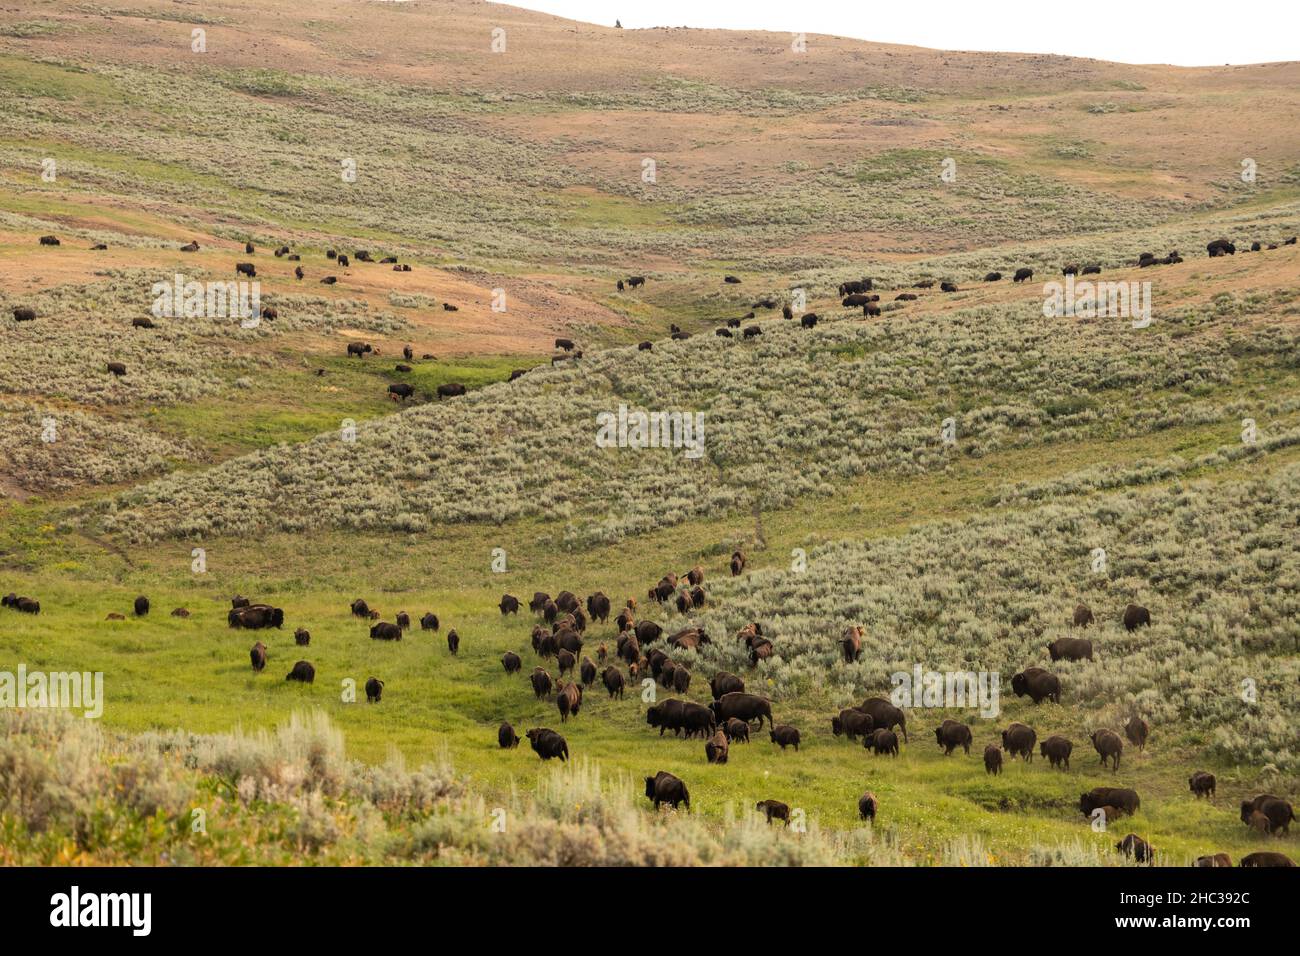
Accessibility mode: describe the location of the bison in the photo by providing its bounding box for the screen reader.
[710,671,745,700]
[755,800,790,825]
[867,728,899,757]
[1013,267,1033,282]
[858,697,908,741]
[1188,771,1216,799]
[1047,637,1092,662]
[1001,722,1037,762]
[645,771,689,810]
[710,692,772,729]
[1090,729,1124,771]
[526,728,568,761]
[935,719,972,756]
[705,730,729,764]
[370,621,402,641]
[769,725,801,751]
[1039,735,1073,769]
[1124,716,1149,751]
[723,718,750,743]
[436,383,466,399]
[285,660,315,683]
[858,791,878,822]
[502,651,522,674]
[250,642,267,672]
[1122,604,1151,631]
[601,666,625,699]
[498,721,520,749]
[1072,603,1094,627]
[831,708,873,741]
[1080,787,1140,818]
[365,677,384,703]
[499,594,520,615]
[1011,667,1060,704]
[530,667,553,699]
[1115,833,1155,864]
[984,744,1003,775]
[840,626,863,663]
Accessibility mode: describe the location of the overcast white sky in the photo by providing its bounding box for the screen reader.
[497,0,1297,66]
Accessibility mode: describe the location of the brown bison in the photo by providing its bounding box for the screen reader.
[984,745,1003,775]
[709,692,773,729]
[370,621,402,641]
[556,681,582,722]
[730,550,746,576]
[935,719,972,755]
[867,728,899,757]
[601,666,625,699]
[840,625,864,663]
[502,651,522,674]
[1090,729,1124,771]
[831,708,873,741]
[769,725,801,751]
[645,771,689,810]
[250,642,267,672]
[1115,833,1155,864]
[1122,604,1151,631]
[365,677,384,703]
[1195,853,1232,867]
[1047,637,1092,662]
[526,728,568,761]
[420,612,439,631]
[1241,796,1294,834]
[294,627,310,646]
[858,791,878,822]
[436,383,466,399]
[1011,667,1060,704]
[755,800,790,825]
[724,718,750,743]
[1239,852,1294,867]
[530,667,552,699]
[1188,771,1216,799]
[859,697,908,741]
[1124,715,1149,751]
[285,660,315,683]
[1039,735,1073,769]
[498,721,519,748]
[1073,603,1094,627]
[1080,787,1140,817]
[1001,722,1037,762]
[705,730,729,764]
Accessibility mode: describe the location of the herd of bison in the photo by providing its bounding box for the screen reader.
[8,236,1299,866]
[11,233,1298,400]
[7,545,1293,867]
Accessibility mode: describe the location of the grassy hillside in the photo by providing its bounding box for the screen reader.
[0,0,1297,866]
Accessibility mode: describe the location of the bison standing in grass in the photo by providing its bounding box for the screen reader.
[1189,771,1216,799]
[1011,667,1060,704]
[1039,735,1073,769]
[285,660,315,683]
[250,642,267,672]
[859,697,908,741]
[1090,729,1124,771]
[498,721,519,749]
[1001,722,1037,762]
[984,745,1003,775]
[645,771,689,810]
[934,719,972,755]
[858,792,878,822]
[526,728,568,761]
[1123,603,1151,631]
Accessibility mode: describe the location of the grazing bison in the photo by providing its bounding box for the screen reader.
[1011,667,1060,704]
[626,276,646,289]
[526,728,568,762]
[436,383,466,399]
[831,708,873,741]
[498,721,519,749]
[39,235,60,246]
[1124,715,1149,751]
[1073,603,1094,627]
[132,317,155,329]
[858,791,878,821]
[1240,852,1295,868]
[1080,787,1140,818]
[634,620,663,645]
[935,719,973,755]
[294,627,310,646]
[840,625,863,663]
[250,642,267,672]
[555,338,575,351]
[709,692,772,730]
[984,745,1003,775]
[1001,722,1037,762]
[420,612,439,631]
[346,342,372,358]
[638,341,653,351]
[1061,264,1078,276]
[1196,853,1232,867]
[842,293,872,307]
[710,671,745,700]
[1040,735,1073,769]
[730,551,746,576]
[895,293,917,301]
[1013,268,1033,282]
[530,667,553,699]
[170,608,189,618]
[180,241,199,252]
[1241,796,1294,834]
[1123,604,1151,631]
[1047,637,1092,662]
[502,651,522,674]
[1082,264,1101,275]
[1246,811,1272,835]
[1188,771,1216,799]
[236,262,256,277]
[940,281,958,293]
[742,325,762,338]
[12,307,36,322]
[320,276,337,285]
[800,313,818,328]
[1090,729,1124,771]
[984,272,1002,282]
[755,800,790,825]
[859,697,908,741]
[107,362,127,377]
[724,718,750,743]
[601,666,625,699]
[556,681,581,721]
[230,605,285,629]
[645,771,689,810]
[285,660,315,683]
[133,595,150,617]
[867,728,900,757]
[508,369,527,381]
[499,594,520,615]
[769,725,801,751]
[1115,834,1155,864]
[388,383,414,401]
[1206,238,1236,257]
[370,621,402,641]
[705,730,729,764]
[365,677,384,703]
